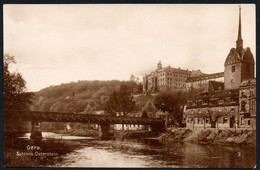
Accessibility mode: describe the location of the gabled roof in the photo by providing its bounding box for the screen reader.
[224,47,255,66]
[188,89,239,101]
[207,81,224,92]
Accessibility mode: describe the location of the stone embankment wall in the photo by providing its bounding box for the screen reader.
[159,128,256,147]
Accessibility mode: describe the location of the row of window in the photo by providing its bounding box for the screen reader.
[122,124,141,127]
[186,117,251,126]
[157,82,186,87]
[167,82,185,86]
[188,98,238,107]
[240,100,256,113]
[240,117,251,126]
[158,72,188,78]
[186,117,229,124]
[240,90,256,98]
[158,78,184,83]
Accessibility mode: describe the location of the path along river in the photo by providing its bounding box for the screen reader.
[21,132,256,168]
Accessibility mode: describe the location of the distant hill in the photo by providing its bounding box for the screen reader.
[30,80,143,113]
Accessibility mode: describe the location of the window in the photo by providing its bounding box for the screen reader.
[241,91,246,98]
[218,100,224,104]
[241,117,244,125]
[252,100,256,113]
[232,66,235,72]
[202,100,208,105]
[223,117,228,124]
[248,120,251,125]
[225,98,231,103]
[250,89,255,98]
[241,101,246,111]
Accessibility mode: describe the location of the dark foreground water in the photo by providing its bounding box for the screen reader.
[21,132,256,168]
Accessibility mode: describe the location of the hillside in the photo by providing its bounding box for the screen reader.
[30,80,143,113]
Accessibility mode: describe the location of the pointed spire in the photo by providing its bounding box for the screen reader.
[236,5,243,53]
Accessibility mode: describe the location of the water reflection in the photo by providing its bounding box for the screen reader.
[18,132,256,168]
[56,138,255,168]
[19,132,93,140]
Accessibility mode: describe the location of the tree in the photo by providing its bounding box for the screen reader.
[107,82,135,116]
[107,82,136,130]
[154,91,186,127]
[4,53,33,110]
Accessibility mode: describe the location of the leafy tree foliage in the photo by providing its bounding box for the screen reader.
[31,80,142,114]
[4,54,33,110]
[107,82,136,116]
[154,89,203,126]
[154,91,186,126]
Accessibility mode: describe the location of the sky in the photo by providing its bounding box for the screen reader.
[4,4,256,92]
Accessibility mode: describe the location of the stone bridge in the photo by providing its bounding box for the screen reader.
[4,110,165,139]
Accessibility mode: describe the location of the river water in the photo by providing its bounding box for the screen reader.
[22,132,256,168]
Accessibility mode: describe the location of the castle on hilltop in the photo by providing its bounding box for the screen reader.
[143,61,225,93]
[143,61,191,92]
[142,7,256,130]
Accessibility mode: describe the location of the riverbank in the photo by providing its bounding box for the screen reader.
[53,129,99,137]
[157,128,256,147]
[115,130,159,139]
[53,129,159,139]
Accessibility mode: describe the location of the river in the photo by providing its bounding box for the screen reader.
[20,132,256,168]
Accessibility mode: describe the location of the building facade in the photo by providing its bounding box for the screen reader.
[184,7,256,129]
[143,61,191,93]
[184,89,239,129]
[186,72,224,90]
[239,79,256,129]
[143,62,225,93]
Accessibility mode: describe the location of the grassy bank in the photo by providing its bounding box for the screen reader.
[114,130,160,139]
[4,136,82,167]
[53,129,99,137]
[158,128,256,147]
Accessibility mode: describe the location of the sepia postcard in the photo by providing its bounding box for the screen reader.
[3,3,256,168]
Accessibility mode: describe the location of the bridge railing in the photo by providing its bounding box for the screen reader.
[4,110,165,125]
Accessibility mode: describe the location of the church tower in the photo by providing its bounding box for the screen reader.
[224,6,255,90]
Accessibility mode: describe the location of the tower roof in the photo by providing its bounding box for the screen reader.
[224,47,254,66]
[224,6,254,66]
[236,6,243,53]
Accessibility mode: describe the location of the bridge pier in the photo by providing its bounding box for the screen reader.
[99,123,114,140]
[30,121,42,140]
